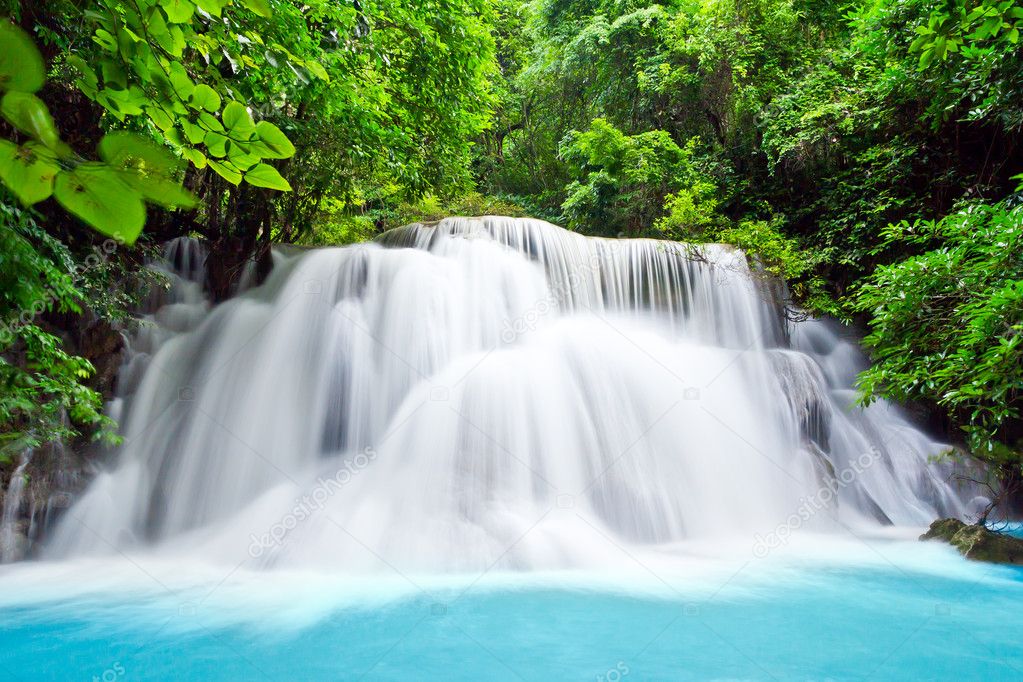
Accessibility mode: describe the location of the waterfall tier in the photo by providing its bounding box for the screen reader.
[45,217,974,570]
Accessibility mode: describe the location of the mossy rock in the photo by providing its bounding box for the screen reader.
[921,518,1023,565]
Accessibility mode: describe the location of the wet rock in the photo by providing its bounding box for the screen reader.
[0,442,89,562]
[78,316,125,396]
[921,518,1023,565]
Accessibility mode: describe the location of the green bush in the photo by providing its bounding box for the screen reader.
[854,201,1023,460]
[559,119,700,234]
[0,197,117,463]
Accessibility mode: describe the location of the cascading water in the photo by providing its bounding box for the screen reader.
[44,217,976,571]
[0,452,31,563]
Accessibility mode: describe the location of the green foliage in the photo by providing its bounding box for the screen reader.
[297,210,377,248]
[0,197,117,463]
[559,119,697,233]
[0,20,195,243]
[655,181,721,235]
[0,20,45,93]
[371,192,529,231]
[71,0,299,187]
[854,201,1023,456]
[447,192,528,219]
[657,202,837,314]
[906,0,1023,127]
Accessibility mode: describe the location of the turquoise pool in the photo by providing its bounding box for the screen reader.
[2,539,1021,680]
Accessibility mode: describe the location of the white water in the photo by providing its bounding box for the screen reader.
[0,451,30,562]
[43,217,977,571]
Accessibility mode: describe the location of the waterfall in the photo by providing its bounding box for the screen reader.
[44,217,976,571]
[1,452,31,563]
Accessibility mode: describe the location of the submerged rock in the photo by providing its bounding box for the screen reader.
[921,518,1023,565]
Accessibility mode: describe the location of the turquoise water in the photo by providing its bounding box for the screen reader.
[3,541,1023,680]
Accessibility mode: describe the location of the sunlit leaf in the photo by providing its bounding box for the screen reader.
[0,21,45,93]
[305,60,329,82]
[199,111,225,132]
[223,101,256,137]
[243,162,291,191]
[197,0,228,18]
[240,0,273,18]
[0,92,61,149]
[183,147,208,169]
[99,131,183,175]
[147,106,176,132]
[169,62,195,100]
[0,140,59,205]
[98,132,195,208]
[53,164,146,243]
[67,55,99,97]
[103,87,147,116]
[128,173,197,209]
[181,119,206,144]
[204,131,229,157]
[208,158,242,184]
[93,28,118,53]
[227,145,260,170]
[254,120,295,159]
[160,0,196,24]
[190,84,222,112]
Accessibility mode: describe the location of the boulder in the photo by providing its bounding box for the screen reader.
[921,518,1023,565]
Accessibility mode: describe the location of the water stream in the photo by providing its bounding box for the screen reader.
[0,451,31,562]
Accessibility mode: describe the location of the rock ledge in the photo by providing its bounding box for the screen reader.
[921,518,1023,565]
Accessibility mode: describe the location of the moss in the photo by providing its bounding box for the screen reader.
[921,518,1023,565]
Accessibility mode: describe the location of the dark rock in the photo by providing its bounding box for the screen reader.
[77,316,124,396]
[921,518,1023,565]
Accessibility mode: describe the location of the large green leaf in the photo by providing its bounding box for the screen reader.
[101,87,147,116]
[240,0,273,18]
[254,121,295,159]
[208,158,242,184]
[0,22,45,93]
[147,106,176,132]
[169,62,195,100]
[198,111,225,132]
[305,59,329,82]
[243,163,291,191]
[0,141,60,205]
[67,56,99,98]
[190,84,222,112]
[99,131,182,175]
[53,164,146,243]
[204,131,229,157]
[183,147,208,169]
[222,101,256,137]
[196,0,228,18]
[160,0,196,23]
[227,144,260,171]
[98,132,195,208]
[1,92,61,149]
[181,119,206,144]
[128,174,197,209]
